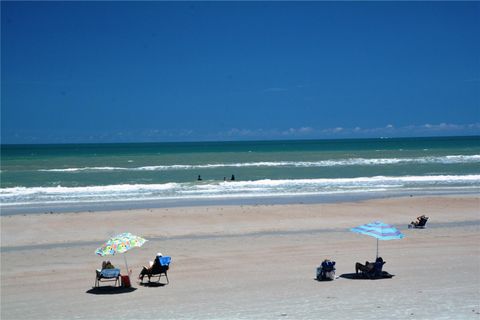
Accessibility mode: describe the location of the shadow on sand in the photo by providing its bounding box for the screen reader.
[339,272,394,280]
[314,277,335,282]
[86,286,137,295]
[138,282,167,288]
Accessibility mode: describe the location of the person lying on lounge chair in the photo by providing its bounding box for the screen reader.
[355,257,385,275]
[138,253,163,281]
[410,215,428,228]
[355,261,374,274]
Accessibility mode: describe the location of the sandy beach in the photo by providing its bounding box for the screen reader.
[1,195,479,319]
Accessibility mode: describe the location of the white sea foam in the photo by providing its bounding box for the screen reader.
[37,155,480,172]
[1,175,479,206]
[38,167,127,172]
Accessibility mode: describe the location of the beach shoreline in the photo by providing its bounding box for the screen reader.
[2,188,478,216]
[1,194,479,319]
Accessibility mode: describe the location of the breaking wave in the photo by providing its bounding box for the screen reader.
[37,155,480,172]
[1,174,479,207]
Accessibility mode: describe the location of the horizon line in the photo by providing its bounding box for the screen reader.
[1,134,479,147]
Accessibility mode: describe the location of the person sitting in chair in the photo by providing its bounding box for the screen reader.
[96,260,119,286]
[138,253,163,281]
[101,260,115,269]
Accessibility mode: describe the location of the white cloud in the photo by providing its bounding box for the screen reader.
[322,127,344,134]
[421,123,463,131]
[298,127,314,133]
[280,127,314,135]
[213,122,480,141]
[6,122,479,144]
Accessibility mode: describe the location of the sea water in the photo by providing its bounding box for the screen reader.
[1,136,479,213]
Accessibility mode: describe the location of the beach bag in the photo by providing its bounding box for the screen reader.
[316,260,336,280]
[324,270,335,280]
[121,275,131,288]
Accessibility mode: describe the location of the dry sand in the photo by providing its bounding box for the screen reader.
[1,195,479,319]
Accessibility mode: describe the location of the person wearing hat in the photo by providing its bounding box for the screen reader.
[138,253,163,281]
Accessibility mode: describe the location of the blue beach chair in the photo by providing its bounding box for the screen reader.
[95,268,121,287]
[140,256,171,284]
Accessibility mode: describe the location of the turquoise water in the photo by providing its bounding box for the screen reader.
[1,136,479,210]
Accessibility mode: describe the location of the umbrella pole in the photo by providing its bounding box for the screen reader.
[123,254,130,282]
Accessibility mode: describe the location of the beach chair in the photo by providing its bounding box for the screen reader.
[141,256,171,284]
[371,259,386,277]
[316,259,336,281]
[95,268,121,287]
[409,215,429,229]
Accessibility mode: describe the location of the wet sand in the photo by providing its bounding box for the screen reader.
[1,195,479,319]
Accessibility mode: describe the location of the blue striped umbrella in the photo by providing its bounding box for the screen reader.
[350,221,404,258]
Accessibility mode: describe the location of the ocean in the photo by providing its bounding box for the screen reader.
[1,136,479,214]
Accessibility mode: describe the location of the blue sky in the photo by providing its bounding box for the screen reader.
[2,1,479,143]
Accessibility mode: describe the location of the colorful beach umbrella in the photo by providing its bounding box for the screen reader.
[350,221,404,258]
[95,232,147,256]
[95,232,147,282]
